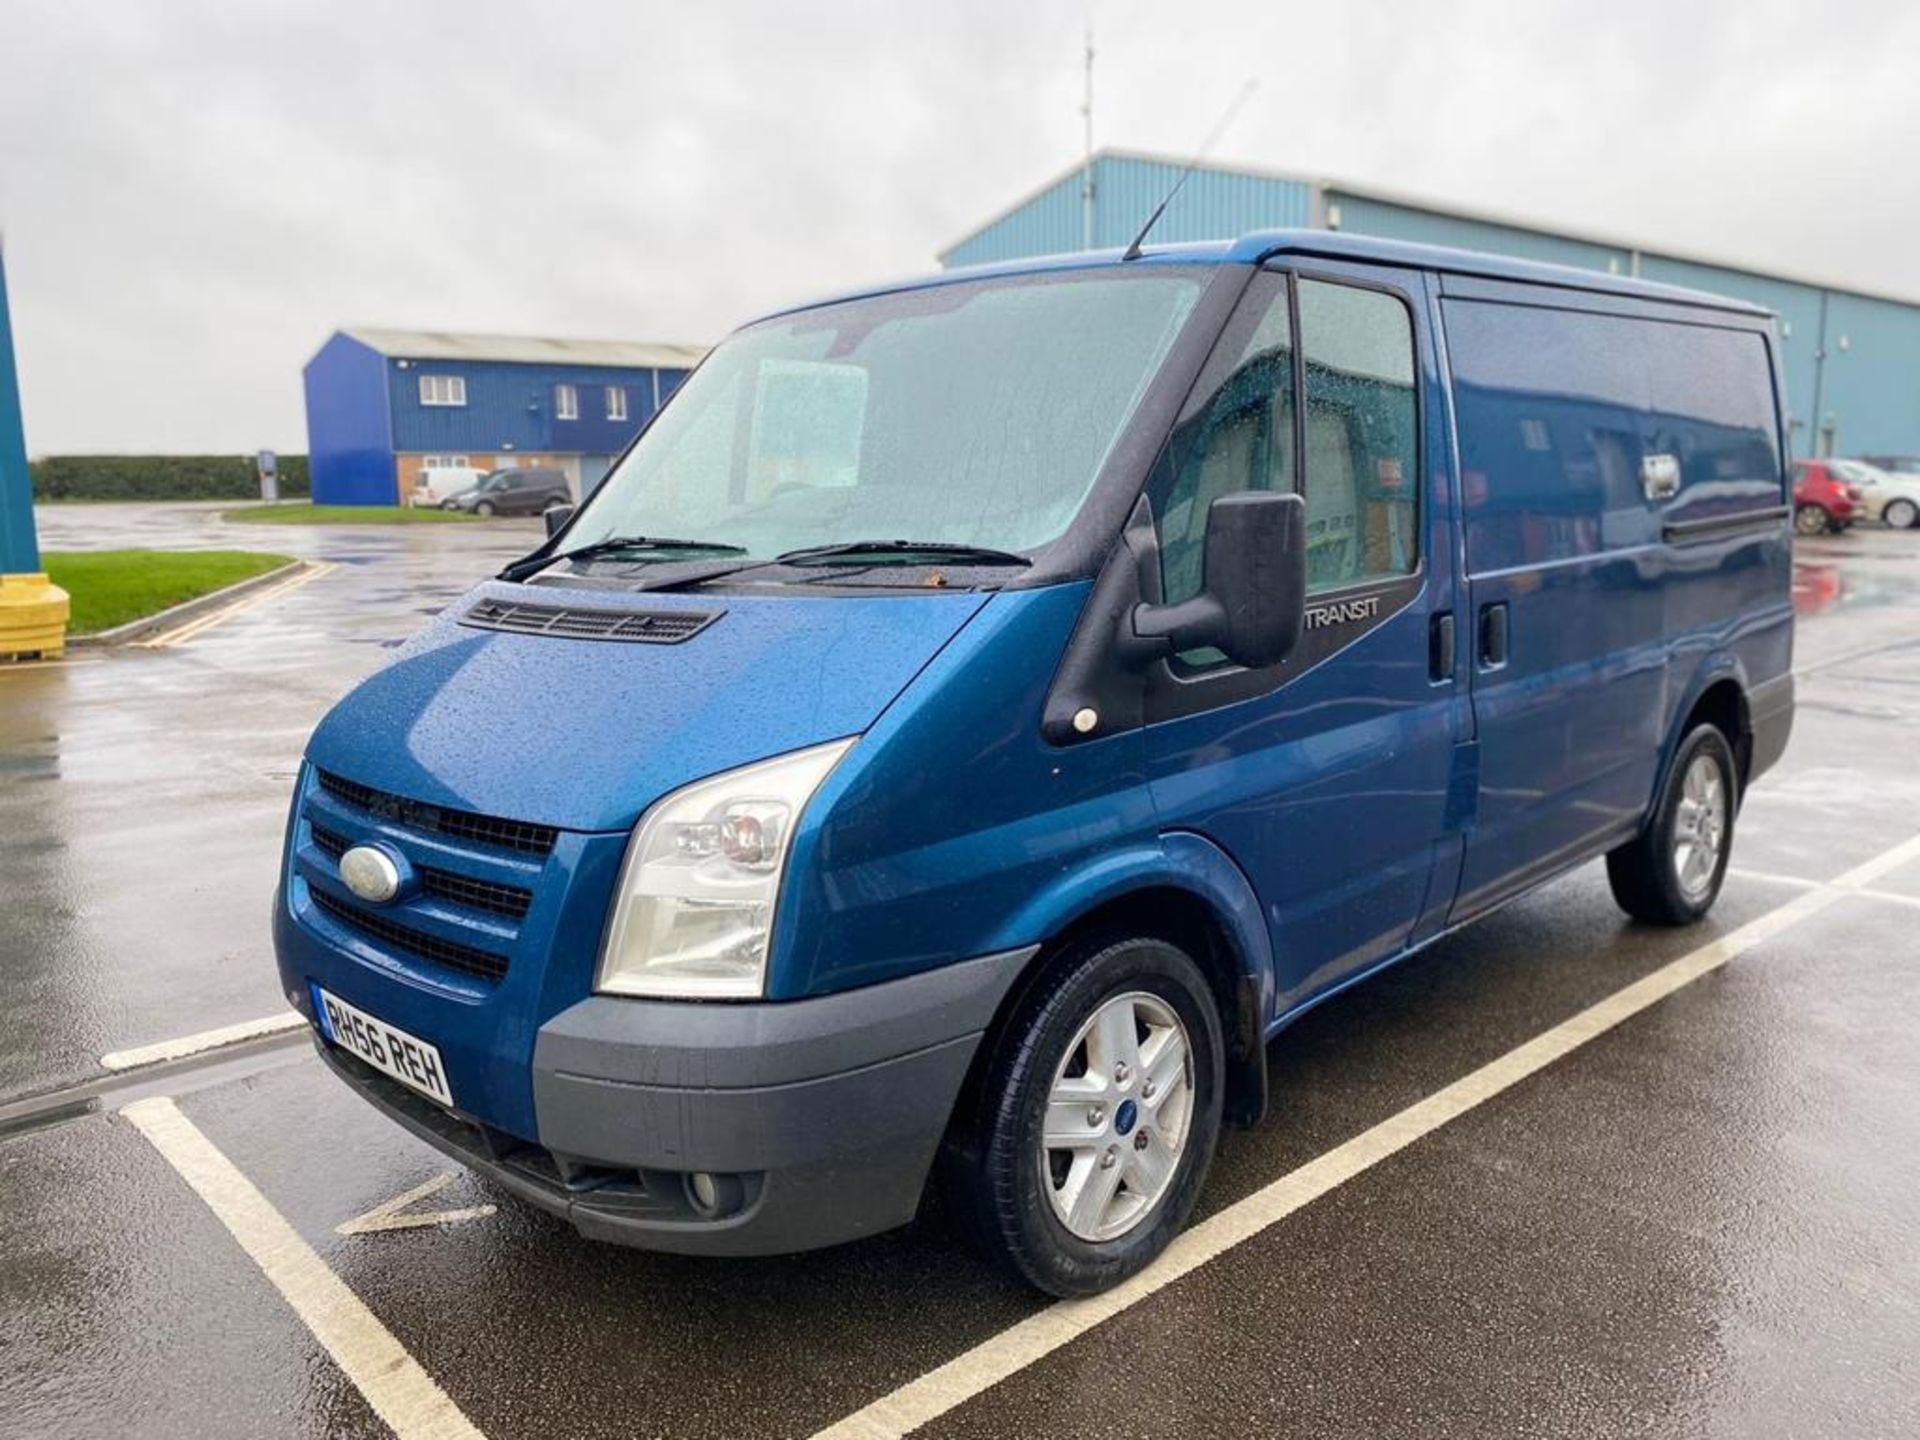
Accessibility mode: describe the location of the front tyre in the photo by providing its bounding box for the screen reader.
[1607,724,1738,926]
[946,935,1224,1297]
[1884,497,1918,530]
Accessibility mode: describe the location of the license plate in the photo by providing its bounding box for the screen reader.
[312,984,453,1108]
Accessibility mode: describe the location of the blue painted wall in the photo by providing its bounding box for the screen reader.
[305,329,695,505]
[304,333,397,506]
[385,359,687,455]
[0,246,38,573]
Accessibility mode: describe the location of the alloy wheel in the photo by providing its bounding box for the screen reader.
[1672,752,1728,901]
[1039,990,1194,1242]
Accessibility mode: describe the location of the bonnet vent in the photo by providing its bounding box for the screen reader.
[460,598,721,644]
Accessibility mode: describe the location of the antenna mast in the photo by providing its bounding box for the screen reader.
[1080,18,1095,251]
[1120,78,1257,261]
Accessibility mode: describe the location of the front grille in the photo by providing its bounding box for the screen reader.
[315,770,558,857]
[310,822,533,921]
[420,868,532,920]
[460,597,720,644]
[310,887,510,985]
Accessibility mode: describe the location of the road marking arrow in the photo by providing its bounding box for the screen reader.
[336,1170,497,1236]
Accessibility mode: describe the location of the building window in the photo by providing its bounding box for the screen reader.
[555,384,579,420]
[606,386,628,422]
[422,455,471,470]
[419,375,466,407]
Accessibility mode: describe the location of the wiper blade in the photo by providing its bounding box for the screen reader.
[501,535,746,582]
[774,540,1033,567]
[636,538,1032,594]
[558,535,748,562]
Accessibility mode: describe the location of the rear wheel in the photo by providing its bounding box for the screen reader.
[1607,724,1737,926]
[1794,504,1829,536]
[945,934,1224,1297]
[1885,498,1918,530]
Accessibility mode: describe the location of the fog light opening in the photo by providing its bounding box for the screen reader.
[686,1170,746,1218]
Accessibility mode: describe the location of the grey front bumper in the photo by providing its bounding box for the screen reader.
[324,946,1035,1256]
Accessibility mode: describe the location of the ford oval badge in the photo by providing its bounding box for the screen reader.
[339,845,402,905]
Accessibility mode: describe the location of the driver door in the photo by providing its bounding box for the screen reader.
[1143,262,1465,1012]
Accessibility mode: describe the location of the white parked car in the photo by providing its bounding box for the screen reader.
[412,465,487,506]
[1833,459,1920,530]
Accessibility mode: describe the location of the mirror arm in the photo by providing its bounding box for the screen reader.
[1130,594,1223,650]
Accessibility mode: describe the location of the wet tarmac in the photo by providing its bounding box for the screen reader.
[0,503,543,1098]
[3,507,1919,1438]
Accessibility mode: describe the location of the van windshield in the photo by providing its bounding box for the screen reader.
[560,269,1205,566]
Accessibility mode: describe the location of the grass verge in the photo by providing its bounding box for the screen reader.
[43,550,296,635]
[221,503,478,525]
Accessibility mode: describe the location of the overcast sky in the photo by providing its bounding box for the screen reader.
[3,0,1917,453]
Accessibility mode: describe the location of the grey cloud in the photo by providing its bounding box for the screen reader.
[2,0,1915,451]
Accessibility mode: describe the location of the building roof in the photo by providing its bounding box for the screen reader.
[343,327,707,371]
[941,147,1920,312]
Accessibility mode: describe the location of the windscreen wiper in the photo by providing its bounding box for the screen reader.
[638,538,1035,593]
[773,540,1033,567]
[500,535,746,582]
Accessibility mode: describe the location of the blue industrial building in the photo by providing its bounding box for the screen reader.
[945,150,1920,460]
[303,329,705,505]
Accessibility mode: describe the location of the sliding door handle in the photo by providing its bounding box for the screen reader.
[1478,602,1510,669]
[1429,613,1455,681]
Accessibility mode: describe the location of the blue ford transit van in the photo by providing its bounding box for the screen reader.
[277,231,1794,1295]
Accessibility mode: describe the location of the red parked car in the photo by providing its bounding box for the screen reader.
[1791,459,1862,535]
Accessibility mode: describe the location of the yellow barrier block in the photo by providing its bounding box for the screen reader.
[0,571,71,659]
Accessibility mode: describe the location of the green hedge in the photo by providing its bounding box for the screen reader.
[31,454,311,501]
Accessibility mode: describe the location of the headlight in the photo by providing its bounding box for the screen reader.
[596,739,854,999]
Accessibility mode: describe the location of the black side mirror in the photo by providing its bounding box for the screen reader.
[1132,491,1305,669]
[543,504,576,538]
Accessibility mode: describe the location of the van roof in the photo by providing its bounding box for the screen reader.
[771,228,1774,323]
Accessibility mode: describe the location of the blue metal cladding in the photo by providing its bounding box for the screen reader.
[943,155,1311,266]
[1327,192,1630,273]
[1814,290,1920,456]
[944,158,1920,455]
[943,166,1090,266]
[1280,193,1920,460]
[387,360,666,456]
[304,334,397,506]
[1090,155,1312,249]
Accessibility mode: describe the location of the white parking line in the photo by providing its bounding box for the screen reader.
[123,1097,487,1440]
[1729,864,1920,911]
[337,1171,497,1236]
[811,830,1920,1440]
[100,1011,304,1071]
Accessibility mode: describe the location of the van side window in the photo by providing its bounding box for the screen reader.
[1156,278,1296,614]
[1297,280,1420,590]
[1445,304,1778,574]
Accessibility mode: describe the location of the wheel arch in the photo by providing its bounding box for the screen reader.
[1655,657,1754,819]
[956,835,1275,1141]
